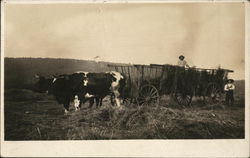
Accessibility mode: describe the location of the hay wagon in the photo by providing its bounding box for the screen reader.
[108,64,233,106]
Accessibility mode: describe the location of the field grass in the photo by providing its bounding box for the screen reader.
[4,88,244,140]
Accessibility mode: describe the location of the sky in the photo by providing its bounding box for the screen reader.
[4,3,245,79]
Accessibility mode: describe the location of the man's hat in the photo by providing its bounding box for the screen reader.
[179,55,185,59]
[227,79,234,83]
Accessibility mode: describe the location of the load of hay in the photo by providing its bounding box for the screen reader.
[66,103,244,139]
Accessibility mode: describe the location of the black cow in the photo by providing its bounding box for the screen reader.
[33,74,56,93]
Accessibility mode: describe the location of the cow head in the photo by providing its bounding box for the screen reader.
[83,79,88,86]
[108,71,127,101]
[82,72,89,86]
[33,74,55,93]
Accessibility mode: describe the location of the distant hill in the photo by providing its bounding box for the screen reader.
[4,57,123,89]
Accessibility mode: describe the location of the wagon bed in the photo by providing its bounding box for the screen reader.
[108,63,233,106]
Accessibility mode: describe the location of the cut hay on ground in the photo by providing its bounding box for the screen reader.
[4,89,244,140]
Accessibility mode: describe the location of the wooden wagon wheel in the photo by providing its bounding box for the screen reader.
[110,93,133,106]
[204,82,222,104]
[120,97,136,106]
[173,90,193,106]
[136,84,160,106]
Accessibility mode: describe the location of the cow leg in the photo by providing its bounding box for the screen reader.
[79,97,89,109]
[113,90,121,107]
[79,99,83,109]
[99,97,103,106]
[110,93,115,106]
[63,100,70,115]
[73,95,80,111]
[77,94,84,110]
[89,98,94,108]
[95,97,100,108]
[64,109,69,115]
[78,95,84,109]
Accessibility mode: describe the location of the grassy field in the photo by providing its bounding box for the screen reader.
[4,88,244,140]
[4,57,245,140]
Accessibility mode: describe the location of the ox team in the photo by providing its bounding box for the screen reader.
[34,71,126,115]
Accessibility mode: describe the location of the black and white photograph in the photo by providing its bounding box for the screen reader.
[1,0,249,157]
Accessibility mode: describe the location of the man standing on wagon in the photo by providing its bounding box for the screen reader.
[177,55,190,68]
[224,79,235,106]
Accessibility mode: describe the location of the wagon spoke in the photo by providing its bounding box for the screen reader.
[150,87,156,95]
[141,89,150,96]
[141,99,149,106]
[150,90,158,96]
[137,84,159,107]
[177,95,183,103]
[137,97,145,101]
[182,96,188,105]
[140,102,146,106]
[139,92,146,98]
[174,91,192,106]
[183,97,188,105]
[138,101,145,106]
[139,89,148,97]
[205,83,222,104]
[182,98,187,105]
[185,97,191,105]
[183,98,188,105]
[176,95,182,102]
[150,96,159,99]
[144,87,150,94]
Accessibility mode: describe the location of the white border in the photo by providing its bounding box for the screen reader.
[1,0,248,4]
[245,0,250,156]
[1,1,249,157]
[0,0,5,156]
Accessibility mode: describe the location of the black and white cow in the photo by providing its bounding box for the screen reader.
[34,71,125,114]
[34,74,87,113]
[75,71,126,108]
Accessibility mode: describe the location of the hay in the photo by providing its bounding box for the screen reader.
[5,92,245,140]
